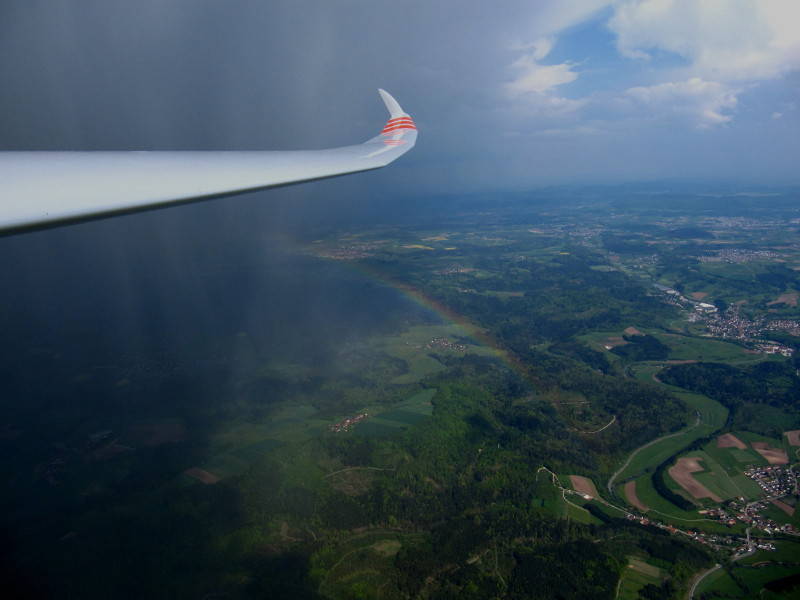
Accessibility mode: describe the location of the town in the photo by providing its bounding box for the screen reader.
[655,285,796,356]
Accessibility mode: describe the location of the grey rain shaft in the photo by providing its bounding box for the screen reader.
[0,90,416,234]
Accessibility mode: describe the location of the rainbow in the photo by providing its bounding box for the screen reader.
[351,261,534,386]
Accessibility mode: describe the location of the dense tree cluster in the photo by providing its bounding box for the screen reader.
[611,334,670,362]
[661,360,800,434]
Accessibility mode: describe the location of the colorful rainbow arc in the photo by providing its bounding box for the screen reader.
[349,262,534,388]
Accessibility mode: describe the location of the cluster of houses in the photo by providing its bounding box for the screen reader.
[696,496,797,535]
[697,248,781,264]
[745,465,796,498]
[328,412,369,433]
[314,241,383,261]
[426,337,467,352]
[684,301,796,356]
[624,512,777,555]
[752,342,795,357]
[765,319,800,336]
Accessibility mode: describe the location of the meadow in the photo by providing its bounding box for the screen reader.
[611,389,728,485]
[697,563,800,599]
[617,557,667,600]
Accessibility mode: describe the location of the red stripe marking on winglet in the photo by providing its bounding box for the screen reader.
[381,124,417,133]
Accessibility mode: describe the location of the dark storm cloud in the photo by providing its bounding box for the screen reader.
[1,1,797,198]
[0,1,521,148]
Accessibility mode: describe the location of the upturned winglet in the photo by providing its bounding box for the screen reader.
[378,88,408,119]
[363,89,417,158]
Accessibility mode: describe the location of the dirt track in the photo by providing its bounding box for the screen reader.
[668,457,721,502]
[624,481,649,512]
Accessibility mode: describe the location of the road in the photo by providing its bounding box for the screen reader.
[686,528,754,599]
[686,563,722,600]
[606,411,701,495]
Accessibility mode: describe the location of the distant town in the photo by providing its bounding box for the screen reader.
[655,284,796,356]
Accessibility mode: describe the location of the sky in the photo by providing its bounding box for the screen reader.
[1,0,799,203]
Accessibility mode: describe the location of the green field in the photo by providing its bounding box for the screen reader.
[686,450,763,501]
[355,389,435,437]
[367,324,500,384]
[735,430,788,448]
[579,328,756,365]
[612,389,728,484]
[697,563,800,599]
[564,500,603,525]
[702,435,767,474]
[655,333,752,363]
[629,475,740,534]
[618,557,667,600]
[738,539,800,566]
[312,529,426,599]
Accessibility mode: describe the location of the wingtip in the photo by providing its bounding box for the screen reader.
[378,89,407,119]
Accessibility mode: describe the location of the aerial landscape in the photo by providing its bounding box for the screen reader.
[2,185,800,599]
[2,2,800,599]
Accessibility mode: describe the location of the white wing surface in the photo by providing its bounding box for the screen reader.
[0,89,416,234]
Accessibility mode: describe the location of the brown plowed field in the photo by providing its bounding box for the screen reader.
[184,467,220,484]
[624,327,643,336]
[690,292,708,300]
[717,433,747,449]
[770,499,795,516]
[668,457,721,502]
[625,481,649,512]
[603,336,628,348]
[784,430,800,447]
[752,442,788,465]
[570,475,598,498]
[768,292,799,307]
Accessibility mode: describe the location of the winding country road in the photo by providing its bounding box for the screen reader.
[686,530,754,599]
[606,411,701,495]
[686,563,722,599]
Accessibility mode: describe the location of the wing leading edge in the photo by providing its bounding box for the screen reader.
[0,89,417,234]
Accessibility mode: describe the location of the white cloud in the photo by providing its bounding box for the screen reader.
[609,0,800,82]
[531,37,555,61]
[625,77,738,127]
[504,1,613,113]
[507,54,579,95]
[505,0,800,130]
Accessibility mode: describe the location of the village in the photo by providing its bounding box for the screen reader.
[426,336,468,352]
[558,475,778,557]
[620,461,799,556]
[328,412,369,433]
[697,248,781,264]
[698,498,796,536]
[623,512,776,557]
